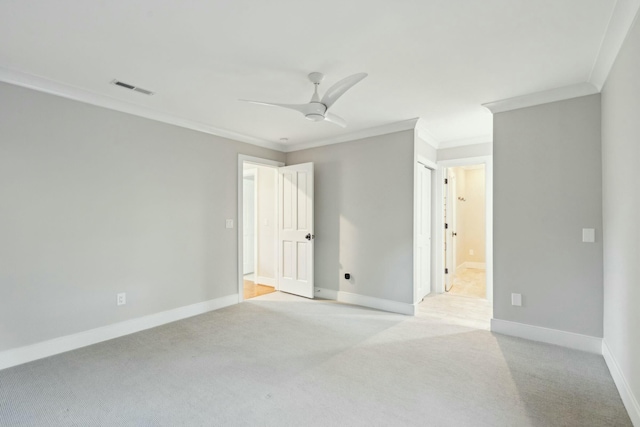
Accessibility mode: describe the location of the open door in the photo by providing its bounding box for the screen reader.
[444,169,457,292]
[278,163,314,298]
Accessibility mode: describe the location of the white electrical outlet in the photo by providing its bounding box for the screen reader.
[469,249,474,256]
[511,293,522,307]
[226,219,234,229]
[117,292,126,306]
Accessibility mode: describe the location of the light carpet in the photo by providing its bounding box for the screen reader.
[0,292,631,426]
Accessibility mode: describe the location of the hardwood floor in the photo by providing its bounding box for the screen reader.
[243,280,276,300]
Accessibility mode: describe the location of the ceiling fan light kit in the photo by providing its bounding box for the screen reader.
[241,71,367,127]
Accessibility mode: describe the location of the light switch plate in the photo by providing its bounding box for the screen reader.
[511,293,522,306]
[226,219,234,229]
[582,228,595,243]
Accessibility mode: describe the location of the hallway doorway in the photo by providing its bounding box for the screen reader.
[241,161,279,300]
[444,164,487,299]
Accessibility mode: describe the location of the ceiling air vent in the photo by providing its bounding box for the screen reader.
[111,79,154,95]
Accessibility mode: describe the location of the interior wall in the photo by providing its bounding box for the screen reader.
[256,165,277,282]
[0,82,285,352]
[601,11,640,413]
[493,94,603,337]
[286,130,416,304]
[242,171,256,275]
[460,168,486,265]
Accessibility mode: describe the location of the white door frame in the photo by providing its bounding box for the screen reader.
[435,155,493,302]
[242,168,258,277]
[413,155,437,304]
[237,155,285,303]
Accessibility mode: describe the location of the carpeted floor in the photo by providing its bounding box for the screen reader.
[0,292,631,426]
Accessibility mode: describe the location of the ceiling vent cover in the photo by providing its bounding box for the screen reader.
[111,79,154,95]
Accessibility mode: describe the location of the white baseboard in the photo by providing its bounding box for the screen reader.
[603,340,640,426]
[466,262,486,270]
[315,287,338,300]
[490,318,602,354]
[0,294,238,371]
[315,287,416,315]
[256,276,276,287]
[457,261,486,270]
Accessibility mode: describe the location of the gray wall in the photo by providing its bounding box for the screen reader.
[493,94,603,337]
[286,131,416,304]
[601,13,640,408]
[0,82,285,351]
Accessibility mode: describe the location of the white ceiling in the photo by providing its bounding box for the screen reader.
[0,0,629,151]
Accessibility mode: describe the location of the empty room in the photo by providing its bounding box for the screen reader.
[1,1,639,426]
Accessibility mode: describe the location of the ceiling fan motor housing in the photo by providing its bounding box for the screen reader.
[305,102,327,121]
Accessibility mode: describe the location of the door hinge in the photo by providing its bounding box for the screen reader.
[444,178,448,184]
[445,223,448,229]
[445,268,449,274]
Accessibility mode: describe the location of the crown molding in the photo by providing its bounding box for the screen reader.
[0,68,423,154]
[283,118,419,152]
[589,0,640,90]
[483,0,640,114]
[414,118,440,149]
[438,135,492,150]
[482,82,599,114]
[0,66,285,152]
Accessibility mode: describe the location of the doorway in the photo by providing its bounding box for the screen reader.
[242,165,278,300]
[417,156,493,329]
[444,165,486,299]
[239,158,281,301]
[237,155,316,302]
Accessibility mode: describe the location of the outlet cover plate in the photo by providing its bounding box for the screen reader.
[582,228,595,243]
[117,292,126,306]
[511,293,522,306]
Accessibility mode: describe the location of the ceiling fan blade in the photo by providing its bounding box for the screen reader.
[240,99,309,115]
[320,72,368,109]
[324,112,347,128]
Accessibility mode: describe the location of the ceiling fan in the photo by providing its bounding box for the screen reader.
[241,72,368,127]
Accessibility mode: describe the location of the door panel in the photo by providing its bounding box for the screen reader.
[278,163,314,298]
[445,169,457,291]
[417,164,432,300]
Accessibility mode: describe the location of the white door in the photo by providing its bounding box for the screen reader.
[278,163,314,298]
[445,169,457,291]
[417,164,432,300]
